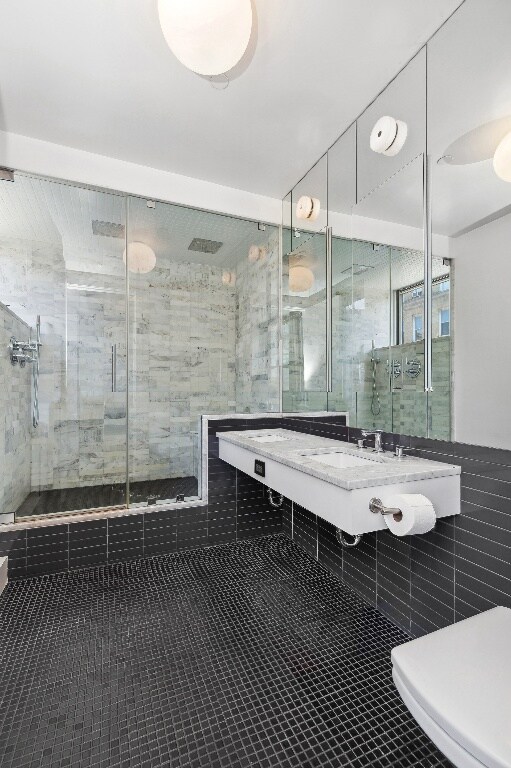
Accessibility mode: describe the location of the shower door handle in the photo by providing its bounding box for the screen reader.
[111,344,117,392]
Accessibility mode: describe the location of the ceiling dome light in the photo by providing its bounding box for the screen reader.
[157,0,253,76]
[493,131,511,182]
[289,265,314,293]
[296,195,321,222]
[123,242,156,274]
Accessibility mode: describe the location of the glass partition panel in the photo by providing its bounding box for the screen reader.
[282,229,328,411]
[0,173,127,521]
[428,257,451,439]
[328,124,357,416]
[427,0,511,448]
[357,47,426,202]
[351,155,427,436]
[283,154,328,412]
[291,154,328,236]
[127,197,280,506]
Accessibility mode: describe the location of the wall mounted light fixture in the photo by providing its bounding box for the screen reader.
[295,195,321,222]
[370,116,408,157]
[248,245,268,262]
[222,270,236,286]
[158,0,253,77]
[123,242,156,274]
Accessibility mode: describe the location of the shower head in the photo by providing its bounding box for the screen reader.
[92,220,125,239]
[188,238,223,254]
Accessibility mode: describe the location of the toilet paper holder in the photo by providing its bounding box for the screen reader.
[369,497,402,519]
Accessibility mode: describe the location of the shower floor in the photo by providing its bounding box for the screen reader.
[0,535,452,768]
[14,476,199,518]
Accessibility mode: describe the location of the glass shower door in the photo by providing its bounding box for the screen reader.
[0,174,128,519]
[126,195,198,508]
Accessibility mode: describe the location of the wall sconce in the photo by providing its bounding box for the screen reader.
[493,131,511,181]
[158,0,253,77]
[296,195,321,222]
[370,116,408,156]
[289,265,314,293]
[248,245,268,262]
[222,271,236,286]
[123,242,156,274]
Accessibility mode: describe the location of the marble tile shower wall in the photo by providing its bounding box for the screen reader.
[356,337,451,439]
[234,229,280,413]
[0,303,31,517]
[129,261,237,483]
[278,424,511,638]
[1,231,282,501]
[0,237,66,491]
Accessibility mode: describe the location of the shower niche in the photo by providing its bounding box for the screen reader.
[0,174,279,522]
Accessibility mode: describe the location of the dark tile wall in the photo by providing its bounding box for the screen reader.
[0,414,346,579]
[6,410,509,641]
[279,424,511,637]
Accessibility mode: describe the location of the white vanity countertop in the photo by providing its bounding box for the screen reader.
[217,429,461,490]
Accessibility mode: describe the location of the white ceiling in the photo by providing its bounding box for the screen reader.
[0,0,462,200]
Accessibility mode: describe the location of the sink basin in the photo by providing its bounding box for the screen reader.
[248,434,289,443]
[306,451,377,469]
[217,429,461,535]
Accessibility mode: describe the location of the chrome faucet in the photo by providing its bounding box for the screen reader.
[361,429,384,453]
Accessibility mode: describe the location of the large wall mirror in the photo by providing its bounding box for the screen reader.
[428,0,511,449]
[283,0,511,450]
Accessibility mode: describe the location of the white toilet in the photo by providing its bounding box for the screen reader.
[391,606,511,768]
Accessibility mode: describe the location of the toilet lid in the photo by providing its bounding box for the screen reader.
[391,607,511,768]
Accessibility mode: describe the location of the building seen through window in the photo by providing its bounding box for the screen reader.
[398,278,450,345]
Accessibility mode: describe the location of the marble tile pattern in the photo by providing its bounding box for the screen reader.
[355,337,451,440]
[234,229,280,413]
[216,428,460,490]
[0,303,32,517]
[128,259,237,484]
[0,230,281,507]
[283,238,452,441]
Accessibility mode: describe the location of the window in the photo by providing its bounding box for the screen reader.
[439,308,450,336]
[412,315,423,342]
[397,275,450,344]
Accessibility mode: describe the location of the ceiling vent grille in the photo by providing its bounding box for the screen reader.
[92,220,126,239]
[188,237,223,254]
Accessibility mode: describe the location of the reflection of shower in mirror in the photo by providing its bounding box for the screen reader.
[370,341,381,416]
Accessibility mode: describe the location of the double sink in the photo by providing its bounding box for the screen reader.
[218,429,461,535]
[248,431,387,469]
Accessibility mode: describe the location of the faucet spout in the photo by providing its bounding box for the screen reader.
[361,429,384,453]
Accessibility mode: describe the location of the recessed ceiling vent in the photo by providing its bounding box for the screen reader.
[92,220,126,239]
[188,237,223,254]
[341,264,374,276]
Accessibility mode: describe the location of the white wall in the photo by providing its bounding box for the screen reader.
[452,213,511,449]
[0,130,282,225]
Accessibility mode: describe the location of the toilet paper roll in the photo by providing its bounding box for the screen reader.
[370,116,408,156]
[382,493,436,536]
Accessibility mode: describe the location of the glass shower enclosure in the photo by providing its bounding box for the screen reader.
[0,172,279,522]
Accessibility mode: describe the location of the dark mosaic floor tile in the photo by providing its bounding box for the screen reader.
[0,534,452,768]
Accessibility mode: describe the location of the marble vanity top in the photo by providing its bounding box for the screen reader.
[217,429,461,491]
